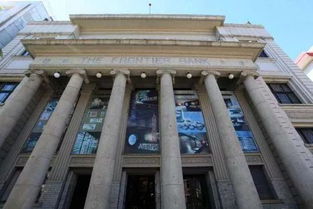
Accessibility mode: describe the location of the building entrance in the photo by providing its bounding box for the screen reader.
[125,175,156,209]
[68,174,91,209]
[184,175,212,209]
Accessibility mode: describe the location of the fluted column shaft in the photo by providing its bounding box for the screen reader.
[244,75,313,209]
[202,71,262,209]
[158,70,186,209]
[0,73,42,148]
[3,72,84,209]
[84,70,128,209]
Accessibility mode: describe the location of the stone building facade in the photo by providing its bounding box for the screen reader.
[0,14,313,209]
[0,1,51,50]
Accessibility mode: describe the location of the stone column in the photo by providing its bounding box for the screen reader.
[84,69,129,209]
[3,70,84,209]
[243,73,313,209]
[201,71,262,209]
[0,72,43,149]
[157,70,186,209]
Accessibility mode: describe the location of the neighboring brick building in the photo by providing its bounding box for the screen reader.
[0,14,313,209]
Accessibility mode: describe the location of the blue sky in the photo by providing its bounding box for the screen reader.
[40,0,313,60]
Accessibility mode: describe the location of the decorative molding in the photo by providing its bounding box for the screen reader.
[245,154,264,165]
[181,155,213,167]
[281,104,313,124]
[69,155,95,167]
[123,156,160,167]
[30,56,257,74]
[16,155,56,167]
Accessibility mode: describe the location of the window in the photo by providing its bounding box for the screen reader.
[223,93,258,152]
[268,83,301,104]
[21,98,59,153]
[125,89,159,153]
[175,90,209,154]
[0,83,17,104]
[259,50,269,58]
[296,128,313,144]
[21,50,30,56]
[249,166,276,200]
[72,90,110,154]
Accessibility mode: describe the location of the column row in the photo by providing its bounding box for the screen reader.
[1,69,313,209]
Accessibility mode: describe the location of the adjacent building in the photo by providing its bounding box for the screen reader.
[0,1,51,52]
[0,14,313,209]
[296,46,313,81]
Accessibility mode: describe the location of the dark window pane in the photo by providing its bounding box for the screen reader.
[269,84,282,92]
[281,84,291,92]
[2,84,16,91]
[276,93,291,104]
[259,50,268,58]
[297,128,313,144]
[125,89,159,154]
[249,166,276,200]
[287,93,301,104]
[175,90,209,154]
[0,92,9,103]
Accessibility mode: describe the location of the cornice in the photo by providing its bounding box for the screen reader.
[22,38,265,61]
[69,14,225,33]
[70,14,225,21]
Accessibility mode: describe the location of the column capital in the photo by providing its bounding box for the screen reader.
[25,69,46,77]
[110,68,130,76]
[66,68,89,84]
[199,71,221,85]
[201,70,221,77]
[240,70,259,78]
[25,70,51,88]
[156,69,176,85]
[156,69,176,76]
[110,68,130,83]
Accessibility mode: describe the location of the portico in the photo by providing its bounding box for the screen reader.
[1,14,313,209]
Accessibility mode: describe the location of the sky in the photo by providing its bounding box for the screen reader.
[23,0,313,60]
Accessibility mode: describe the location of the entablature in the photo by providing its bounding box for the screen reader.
[22,38,265,61]
[29,55,258,77]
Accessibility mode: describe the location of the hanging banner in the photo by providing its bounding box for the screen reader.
[125,90,159,153]
[175,90,209,154]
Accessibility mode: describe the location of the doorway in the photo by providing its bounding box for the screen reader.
[68,174,91,209]
[125,175,156,209]
[184,175,212,209]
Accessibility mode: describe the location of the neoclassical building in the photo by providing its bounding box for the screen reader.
[0,14,313,209]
